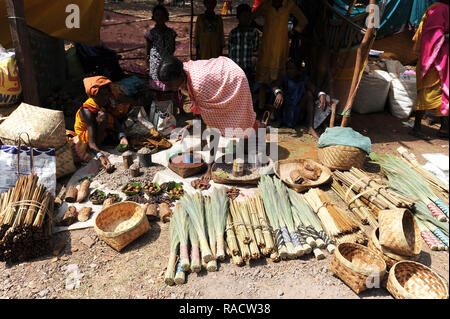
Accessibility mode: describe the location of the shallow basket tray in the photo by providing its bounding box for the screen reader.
[274,158,332,192]
[368,228,419,270]
[387,261,449,299]
[318,145,366,171]
[94,201,150,252]
[378,209,421,257]
[211,155,273,186]
[329,242,386,294]
[168,153,208,178]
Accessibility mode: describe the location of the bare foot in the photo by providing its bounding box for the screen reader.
[308,127,319,139]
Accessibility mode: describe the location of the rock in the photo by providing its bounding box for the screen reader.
[80,236,95,248]
[71,247,79,253]
[38,289,49,297]
[278,290,284,297]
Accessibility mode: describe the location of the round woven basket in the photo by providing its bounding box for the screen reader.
[318,145,366,171]
[329,242,387,294]
[368,228,419,270]
[387,261,449,299]
[378,209,421,257]
[94,201,150,252]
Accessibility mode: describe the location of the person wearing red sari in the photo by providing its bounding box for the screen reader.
[411,0,449,139]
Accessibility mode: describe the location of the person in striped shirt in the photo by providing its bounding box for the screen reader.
[228,3,260,93]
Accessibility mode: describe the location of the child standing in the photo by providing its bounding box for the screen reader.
[195,0,225,60]
[228,3,259,92]
[252,0,308,110]
[145,5,177,91]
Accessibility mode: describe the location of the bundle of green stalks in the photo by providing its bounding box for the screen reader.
[173,204,190,271]
[397,147,449,204]
[204,196,217,271]
[258,175,288,259]
[164,220,179,286]
[273,178,304,258]
[210,188,228,260]
[180,192,213,263]
[370,153,448,222]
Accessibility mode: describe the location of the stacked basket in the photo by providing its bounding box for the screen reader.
[367,209,421,270]
[318,145,366,171]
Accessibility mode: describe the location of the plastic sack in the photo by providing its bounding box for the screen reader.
[0,48,22,106]
[353,69,392,114]
[0,145,57,195]
[386,59,417,119]
[149,100,176,137]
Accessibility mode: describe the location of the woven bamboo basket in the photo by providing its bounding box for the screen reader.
[387,261,449,299]
[378,209,421,257]
[94,201,150,252]
[274,158,332,192]
[329,242,387,294]
[318,145,366,171]
[368,228,419,270]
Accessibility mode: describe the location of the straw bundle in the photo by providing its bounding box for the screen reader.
[210,188,228,260]
[164,220,179,286]
[370,153,447,222]
[180,193,213,263]
[416,218,446,251]
[237,201,260,259]
[304,188,366,245]
[189,220,202,273]
[258,175,288,259]
[204,196,218,271]
[172,204,190,271]
[273,178,304,257]
[228,201,251,261]
[174,260,186,285]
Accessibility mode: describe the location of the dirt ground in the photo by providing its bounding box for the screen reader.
[1,1,449,300]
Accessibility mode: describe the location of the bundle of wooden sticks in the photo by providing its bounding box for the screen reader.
[0,174,54,263]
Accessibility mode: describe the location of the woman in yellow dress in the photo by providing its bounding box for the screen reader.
[252,0,308,110]
[195,0,225,60]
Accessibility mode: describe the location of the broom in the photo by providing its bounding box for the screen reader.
[164,220,179,286]
[180,193,213,263]
[204,196,218,271]
[189,219,202,273]
[173,203,190,271]
[258,175,288,259]
[274,177,304,257]
[210,187,228,260]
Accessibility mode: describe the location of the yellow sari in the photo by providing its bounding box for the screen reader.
[253,0,308,84]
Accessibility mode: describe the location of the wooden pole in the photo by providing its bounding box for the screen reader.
[189,0,194,60]
[5,0,40,106]
[340,0,377,127]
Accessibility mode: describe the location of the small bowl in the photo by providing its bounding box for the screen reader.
[116,144,129,153]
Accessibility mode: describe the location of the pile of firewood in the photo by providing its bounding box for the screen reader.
[0,174,54,263]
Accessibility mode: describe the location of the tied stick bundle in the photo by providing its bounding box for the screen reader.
[273,178,305,257]
[164,218,179,286]
[258,175,289,259]
[0,174,54,263]
[252,195,275,257]
[204,196,217,271]
[172,204,190,271]
[331,179,378,228]
[370,153,448,222]
[236,201,260,260]
[210,188,229,260]
[333,169,414,211]
[304,188,366,245]
[229,200,251,261]
[225,213,245,266]
[180,192,213,263]
[422,219,449,249]
[246,198,266,250]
